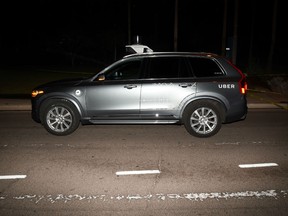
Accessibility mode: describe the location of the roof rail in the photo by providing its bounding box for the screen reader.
[125,44,153,54]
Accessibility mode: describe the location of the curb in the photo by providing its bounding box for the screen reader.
[247,103,288,110]
[0,105,31,111]
[0,99,31,111]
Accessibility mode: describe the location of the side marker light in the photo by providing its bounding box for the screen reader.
[31,90,44,98]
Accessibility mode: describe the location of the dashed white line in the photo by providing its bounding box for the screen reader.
[116,170,161,176]
[0,175,27,180]
[239,163,279,168]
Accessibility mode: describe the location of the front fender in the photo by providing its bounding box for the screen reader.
[36,92,86,120]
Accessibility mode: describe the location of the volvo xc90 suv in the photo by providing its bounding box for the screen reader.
[31,46,247,137]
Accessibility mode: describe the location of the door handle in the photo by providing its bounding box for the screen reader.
[179,83,192,88]
[124,85,137,89]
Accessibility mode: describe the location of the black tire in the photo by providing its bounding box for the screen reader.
[183,101,222,138]
[40,100,80,136]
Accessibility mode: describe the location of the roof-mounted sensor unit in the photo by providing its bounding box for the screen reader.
[125,44,153,54]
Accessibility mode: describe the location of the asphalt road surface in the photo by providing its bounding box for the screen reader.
[0,109,288,215]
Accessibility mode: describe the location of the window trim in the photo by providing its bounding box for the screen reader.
[186,56,226,78]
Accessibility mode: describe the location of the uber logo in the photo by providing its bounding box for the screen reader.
[218,84,235,89]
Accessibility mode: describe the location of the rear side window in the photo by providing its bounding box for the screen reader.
[148,57,191,79]
[188,57,224,77]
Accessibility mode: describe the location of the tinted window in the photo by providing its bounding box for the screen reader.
[148,57,191,78]
[188,58,224,77]
[105,60,141,80]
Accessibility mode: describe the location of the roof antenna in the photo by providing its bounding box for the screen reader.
[136,35,140,44]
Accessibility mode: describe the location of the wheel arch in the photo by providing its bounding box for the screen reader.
[180,97,226,123]
[38,94,84,122]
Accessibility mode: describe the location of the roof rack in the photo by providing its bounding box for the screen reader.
[125,44,153,54]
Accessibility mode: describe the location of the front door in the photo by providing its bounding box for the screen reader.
[85,59,142,118]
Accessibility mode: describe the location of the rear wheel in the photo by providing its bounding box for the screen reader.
[41,100,80,136]
[183,101,222,137]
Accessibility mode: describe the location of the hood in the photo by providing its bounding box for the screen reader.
[34,77,85,89]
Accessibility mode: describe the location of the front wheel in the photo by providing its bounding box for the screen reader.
[183,102,222,138]
[41,100,80,136]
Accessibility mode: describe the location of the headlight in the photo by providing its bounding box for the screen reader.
[31,90,44,98]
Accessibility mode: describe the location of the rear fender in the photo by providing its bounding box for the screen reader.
[180,97,226,123]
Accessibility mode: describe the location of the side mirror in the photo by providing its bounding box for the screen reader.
[97,74,105,81]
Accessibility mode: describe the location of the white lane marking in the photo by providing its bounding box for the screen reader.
[239,163,279,168]
[116,170,161,176]
[1,189,287,203]
[0,175,27,180]
[215,142,240,145]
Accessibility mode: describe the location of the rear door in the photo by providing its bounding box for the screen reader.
[140,56,196,118]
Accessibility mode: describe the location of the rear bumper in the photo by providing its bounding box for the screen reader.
[224,98,247,123]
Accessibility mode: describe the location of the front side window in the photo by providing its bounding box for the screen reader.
[147,57,191,79]
[188,57,224,77]
[105,60,141,80]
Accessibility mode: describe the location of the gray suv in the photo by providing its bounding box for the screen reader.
[31,50,247,137]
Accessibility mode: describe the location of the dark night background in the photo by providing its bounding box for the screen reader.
[0,0,287,74]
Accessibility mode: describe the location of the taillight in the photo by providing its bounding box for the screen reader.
[227,60,248,95]
[240,79,248,94]
[240,80,248,94]
[239,72,248,95]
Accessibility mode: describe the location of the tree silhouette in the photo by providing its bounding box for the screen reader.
[267,0,278,70]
